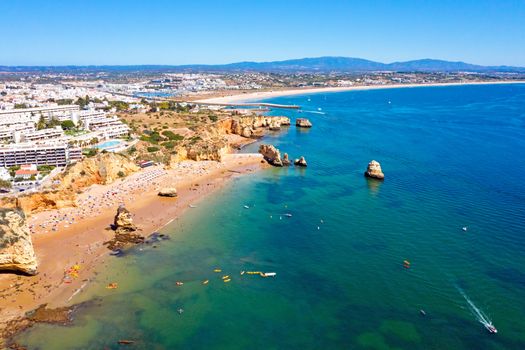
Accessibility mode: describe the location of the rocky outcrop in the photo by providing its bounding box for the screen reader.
[1,190,77,215]
[364,160,384,180]
[105,205,143,251]
[168,134,231,165]
[113,205,137,233]
[259,144,283,167]
[269,120,281,131]
[158,187,178,197]
[296,118,312,128]
[0,208,38,275]
[282,153,291,166]
[294,156,308,167]
[224,116,291,138]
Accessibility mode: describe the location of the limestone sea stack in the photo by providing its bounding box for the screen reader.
[113,205,137,233]
[296,118,313,128]
[364,160,384,180]
[258,144,283,167]
[282,153,291,166]
[0,208,38,275]
[269,120,281,131]
[294,156,308,167]
[158,188,178,197]
[106,205,143,250]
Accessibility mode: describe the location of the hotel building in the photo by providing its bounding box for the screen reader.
[0,143,82,167]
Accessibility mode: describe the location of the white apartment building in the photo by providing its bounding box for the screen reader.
[74,110,106,126]
[0,143,82,167]
[15,126,65,143]
[0,123,36,143]
[84,116,130,139]
[0,104,80,123]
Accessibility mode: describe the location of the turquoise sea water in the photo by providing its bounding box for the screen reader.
[17,84,525,349]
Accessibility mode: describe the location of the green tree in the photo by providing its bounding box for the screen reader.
[36,116,46,130]
[61,120,75,130]
[0,179,12,189]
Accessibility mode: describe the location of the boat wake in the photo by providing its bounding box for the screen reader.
[301,110,326,115]
[456,286,497,333]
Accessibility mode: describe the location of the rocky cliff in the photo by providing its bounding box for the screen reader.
[0,208,38,275]
[227,116,291,138]
[168,115,290,165]
[59,152,140,191]
[0,153,140,214]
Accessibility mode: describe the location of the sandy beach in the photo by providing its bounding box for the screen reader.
[195,81,525,104]
[0,153,266,337]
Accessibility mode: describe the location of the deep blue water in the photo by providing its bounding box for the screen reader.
[18,84,525,349]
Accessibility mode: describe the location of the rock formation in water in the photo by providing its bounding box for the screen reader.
[105,205,143,251]
[258,144,283,167]
[294,156,308,167]
[0,208,38,275]
[158,187,178,197]
[282,153,291,166]
[269,121,281,131]
[364,160,384,180]
[296,118,313,128]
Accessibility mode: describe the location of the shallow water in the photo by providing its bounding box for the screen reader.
[17,84,525,349]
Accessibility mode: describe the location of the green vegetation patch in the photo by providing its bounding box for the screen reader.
[161,130,184,141]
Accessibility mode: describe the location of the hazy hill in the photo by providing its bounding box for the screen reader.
[1,57,524,73]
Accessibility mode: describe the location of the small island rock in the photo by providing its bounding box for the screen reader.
[294,156,308,167]
[364,160,384,180]
[296,118,312,128]
[282,153,291,166]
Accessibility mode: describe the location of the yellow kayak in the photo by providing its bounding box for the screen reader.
[222,275,230,280]
[213,269,222,273]
[202,280,209,285]
[224,278,231,283]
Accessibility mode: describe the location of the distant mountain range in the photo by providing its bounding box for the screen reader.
[1,57,524,73]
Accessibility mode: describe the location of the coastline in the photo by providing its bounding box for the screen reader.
[0,153,266,342]
[195,81,525,104]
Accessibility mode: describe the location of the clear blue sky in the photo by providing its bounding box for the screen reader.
[1,0,524,66]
